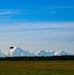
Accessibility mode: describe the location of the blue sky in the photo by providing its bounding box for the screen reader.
[0,0,74,52]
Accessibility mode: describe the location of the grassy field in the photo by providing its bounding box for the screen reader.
[0,61,74,75]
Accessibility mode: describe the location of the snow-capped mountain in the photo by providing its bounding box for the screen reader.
[7,46,34,57]
[34,50,54,56]
[54,50,71,56]
[72,53,74,55]
[34,50,49,56]
[0,50,4,57]
[46,50,55,56]
[0,46,73,57]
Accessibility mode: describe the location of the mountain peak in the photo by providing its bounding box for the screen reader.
[8,46,34,57]
[0,46,73,57]
[0,50,4,57]
[54,50,71,56]
[9,46,18,53]
[0,50,3,53]
[59,50,65,53]
[46,50,54,53]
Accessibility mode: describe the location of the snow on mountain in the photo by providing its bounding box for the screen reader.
[54,50,71,56]
[72,53,74,55]
[0,50,4,57]
[34,50,49,56]
[0,46,73,57]
[46,50,55,56]
[34,50,54,56]
[7,46,34,57]
[7,47,73,57]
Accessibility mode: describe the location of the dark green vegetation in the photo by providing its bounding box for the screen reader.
[0,56,74,61]
[0,61,74,75]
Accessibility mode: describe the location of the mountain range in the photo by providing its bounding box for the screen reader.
[0,46,74,57]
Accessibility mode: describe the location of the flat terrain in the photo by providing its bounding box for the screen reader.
[0,61,74,75]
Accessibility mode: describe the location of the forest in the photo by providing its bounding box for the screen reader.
[0,56,74,61]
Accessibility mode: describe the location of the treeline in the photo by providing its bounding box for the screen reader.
[0,56,74,61]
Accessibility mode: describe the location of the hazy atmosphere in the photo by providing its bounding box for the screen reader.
[0,0,74,53]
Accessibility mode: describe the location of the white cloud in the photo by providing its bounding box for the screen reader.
[0,22,74,52]
[0,10,22,19]
[0,6,73,15]
[0,22,74,31]
[0,10,22,15]
[20,9,57,14]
